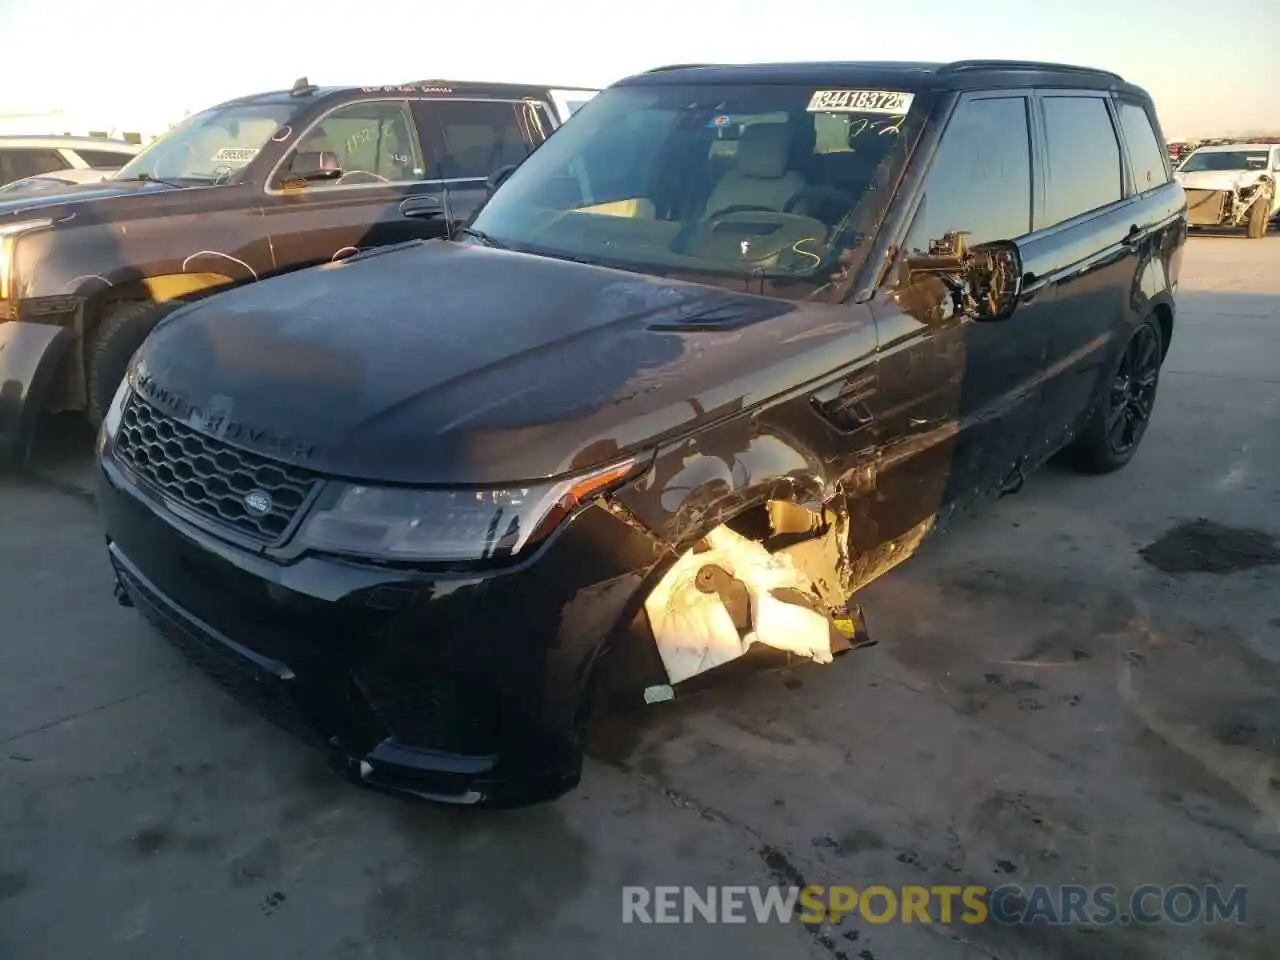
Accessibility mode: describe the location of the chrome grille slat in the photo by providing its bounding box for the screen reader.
[113,393,316,543]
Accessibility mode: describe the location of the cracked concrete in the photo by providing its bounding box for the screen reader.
[3,235,1279,959]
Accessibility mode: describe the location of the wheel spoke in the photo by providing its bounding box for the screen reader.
[1109,406,1130,446]
[1137,333,1158,371]
[1129,397,1150,422]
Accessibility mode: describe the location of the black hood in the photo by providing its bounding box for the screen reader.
[132,239,873,485]
[0,179,177,221]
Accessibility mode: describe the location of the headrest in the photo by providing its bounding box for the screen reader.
[292,150,340,173]
[735,123,790,179]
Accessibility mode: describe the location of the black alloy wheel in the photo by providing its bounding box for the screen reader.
[1062,316,1164,474]
[1106,322,1161,457]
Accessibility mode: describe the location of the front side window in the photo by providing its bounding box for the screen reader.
[1178,149,1270,173]
[902,96,1032,255]
[275,100,421,189]
[1041,96,1124,226]
[470,82,924,299]
[116,103,298,184]
[1117,102,1170,192]
[433,100,548,180]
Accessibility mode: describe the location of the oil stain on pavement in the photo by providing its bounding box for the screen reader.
[1140,519,1280,574]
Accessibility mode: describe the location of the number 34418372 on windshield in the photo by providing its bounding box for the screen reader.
[806,89,915,115]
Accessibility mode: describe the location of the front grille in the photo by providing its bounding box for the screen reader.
[114,393,316,544]
[356,660,503,756]
[117,561,318,744]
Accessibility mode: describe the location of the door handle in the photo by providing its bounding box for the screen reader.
[1123,224,1146,250]
[399,196,444,219]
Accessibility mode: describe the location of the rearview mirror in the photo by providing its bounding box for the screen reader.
[903,233,1023,322]
[486,164,517,196]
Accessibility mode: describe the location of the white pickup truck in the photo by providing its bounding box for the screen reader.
[1174,142,1280,238]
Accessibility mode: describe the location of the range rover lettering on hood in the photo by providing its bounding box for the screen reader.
[134,370,318,461]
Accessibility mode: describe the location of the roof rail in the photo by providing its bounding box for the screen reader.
[940,60,1124,83]
[644,63,715,74]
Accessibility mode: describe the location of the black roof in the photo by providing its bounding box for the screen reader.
[220,78,586,110]
[620,59,1149,99]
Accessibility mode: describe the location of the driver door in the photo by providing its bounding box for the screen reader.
[260,98,449,271]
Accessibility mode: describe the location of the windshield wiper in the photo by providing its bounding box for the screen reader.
[455,226,508,248]
[114,172,186,189]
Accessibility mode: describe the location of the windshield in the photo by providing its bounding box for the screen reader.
[1179,150,1270,173]
[471,82,922,299]
[115,102,298,184]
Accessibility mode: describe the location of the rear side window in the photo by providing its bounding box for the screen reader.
[1041,96,1123,227]
[1116,102,1169,192]
[432,100,549,180]
[0,148,68,185]
[75,149,135,169]
[903,96,1033,252]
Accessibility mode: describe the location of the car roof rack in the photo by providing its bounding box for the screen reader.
[939,60,1124,83]
[644,63,715,74]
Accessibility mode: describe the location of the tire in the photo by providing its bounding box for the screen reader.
[87,302,174,428]
[1246,192,1270,239]
[1063,316,1163,474]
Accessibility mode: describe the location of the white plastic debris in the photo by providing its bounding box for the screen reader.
[645,525,834,685]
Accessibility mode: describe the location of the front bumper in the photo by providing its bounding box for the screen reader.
[0,319,74,463]
[1183,186,1271,228]
[99,453,669,807]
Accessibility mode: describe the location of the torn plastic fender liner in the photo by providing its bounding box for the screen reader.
[644,525,837,685]
[0,320,75,464]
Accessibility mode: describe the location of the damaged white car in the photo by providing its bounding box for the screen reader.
[1175,142,1280,238]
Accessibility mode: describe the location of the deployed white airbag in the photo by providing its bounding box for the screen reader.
[645,525,834,685]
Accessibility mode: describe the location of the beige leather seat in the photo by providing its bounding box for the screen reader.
[704,123,807,218]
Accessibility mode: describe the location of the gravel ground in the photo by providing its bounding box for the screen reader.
[2,234,1279,960]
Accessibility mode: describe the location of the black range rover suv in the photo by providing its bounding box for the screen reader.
[98,60,1186,806]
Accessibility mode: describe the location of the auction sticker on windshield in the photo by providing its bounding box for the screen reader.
[807,90,915,115]
[211,147,259,163]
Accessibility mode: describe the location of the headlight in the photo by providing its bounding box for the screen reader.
[296,457,640,562]
[99,375,131,448]
[0,219,53,301]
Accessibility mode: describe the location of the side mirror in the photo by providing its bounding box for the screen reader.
[485,164,517,196]
[285,151,342,184]
[903,233,1023,322]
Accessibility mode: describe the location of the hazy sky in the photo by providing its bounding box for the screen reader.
[0,0,1276,138]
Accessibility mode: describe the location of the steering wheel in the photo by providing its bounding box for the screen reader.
[783,186,855,218]
[336,170,390,186]
[704,204,782,220]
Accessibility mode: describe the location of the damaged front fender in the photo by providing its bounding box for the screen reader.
[603,385,880,692]
[0,320,74,464]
